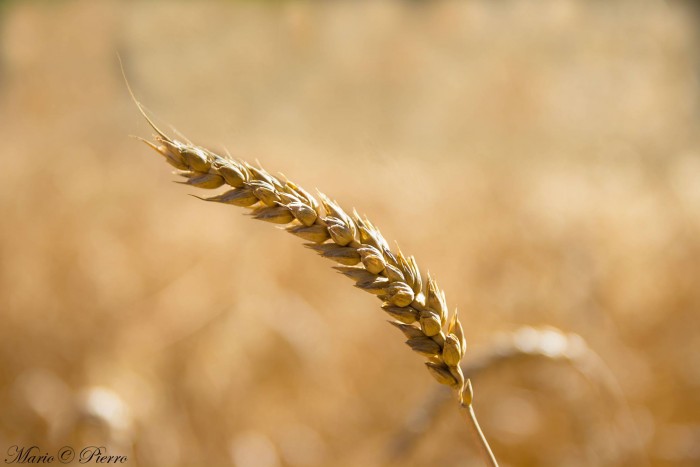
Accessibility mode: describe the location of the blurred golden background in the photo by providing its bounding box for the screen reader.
[1,1,699,466]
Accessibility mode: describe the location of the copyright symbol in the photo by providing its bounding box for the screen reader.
[58,446,74,463]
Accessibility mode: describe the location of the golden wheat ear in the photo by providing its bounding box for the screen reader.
[133,100,499,466]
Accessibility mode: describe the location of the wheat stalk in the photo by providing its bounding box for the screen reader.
[132,97,498,466]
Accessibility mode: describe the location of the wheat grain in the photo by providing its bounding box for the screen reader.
[133,99,498,466]
[141,124,471,400]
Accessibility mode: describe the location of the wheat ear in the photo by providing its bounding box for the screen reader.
[134,102,498,466]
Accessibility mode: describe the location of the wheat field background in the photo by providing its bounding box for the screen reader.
[1,1,699,466]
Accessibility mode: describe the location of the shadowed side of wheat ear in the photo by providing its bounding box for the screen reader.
[132,99,498,466]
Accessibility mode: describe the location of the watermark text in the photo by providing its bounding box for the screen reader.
[5,446,127,464]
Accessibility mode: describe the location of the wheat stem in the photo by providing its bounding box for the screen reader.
[461,402,499,467]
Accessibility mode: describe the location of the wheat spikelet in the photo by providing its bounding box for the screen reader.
[137,116,474,406]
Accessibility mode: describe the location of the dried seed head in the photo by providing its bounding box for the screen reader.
[461,379,474,406]
[427,276,448,324]
[355,277,389,295]
[287,201,318,226]
[141,126,478,411]
[320,196,355,237]
[389,322,425,339]
[203,188,258,207]
[181,172,225,189]
[250,181,279,206]
[252,206,294,224]
[277,192,299,205]
[151,141,189,170]
[334,266,377,284]
[358,245,386,274]
[387,282,414,307]
[442,334,462,367]
[408,256,422,293]
[287,181,319,211]
[419,310,442,337]
[165,153,189,170]
[326,217,355,246]
[448,311,468,357]
[213,160,247,187]
[382,304,419,324]
[430,330,446,348]
[449,364,465,390]
[306,244,360,266]
[181,147,210,173]
[362,217,389,251]
[247,165,277,186]
[383,264,405,283]
[355,219,382,250]
[382,249,399,269]
[287,225,329,243]
[396,252,420,294]
[425,362,458,387]
[406,336,441,357]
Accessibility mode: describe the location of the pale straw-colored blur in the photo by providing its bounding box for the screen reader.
[1,1,699,466]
